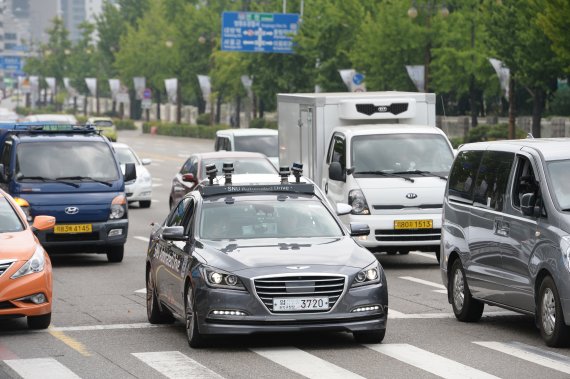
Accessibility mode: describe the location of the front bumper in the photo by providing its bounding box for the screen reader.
[35,219,128,252]
[0,262,52,319]
[343,213,442,249]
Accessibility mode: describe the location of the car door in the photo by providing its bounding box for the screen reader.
[322,134,346,207]
[469,150,515,303]
[499,153,541,312]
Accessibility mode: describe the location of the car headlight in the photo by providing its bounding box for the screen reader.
[351,261,381,288]
[110,194,127,219]
[202,266,246,291]
[348,189,370,215]
[11,245,46,279]
[561,236,570,272]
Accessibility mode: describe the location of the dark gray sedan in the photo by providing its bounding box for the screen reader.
[146,173,388,347]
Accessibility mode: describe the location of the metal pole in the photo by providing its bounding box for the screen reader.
[283,0,286,13]
[300,0,304,17]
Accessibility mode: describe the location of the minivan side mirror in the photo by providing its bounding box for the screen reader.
[349,222,370,237]
[329,162,345,182]
[521,193,537,217]
[162,226,188,241]
[124,163,137,182]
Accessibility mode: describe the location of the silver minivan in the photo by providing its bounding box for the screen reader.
[441,138,570,347]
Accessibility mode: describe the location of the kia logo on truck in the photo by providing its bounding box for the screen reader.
[406,193,418,199]
[65,206,79,215]
[376,106,389,112]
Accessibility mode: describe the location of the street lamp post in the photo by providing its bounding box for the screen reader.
[407,1,449,93]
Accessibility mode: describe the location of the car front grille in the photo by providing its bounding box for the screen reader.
[254,275,345,313]
[46,232,100,242]
[375,228,441,242]
[0,261,14,277]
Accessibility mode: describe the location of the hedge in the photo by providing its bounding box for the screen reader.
[450,123,527,147]
[249,117,278,130]
[113,119,136,130]
[142,122,229,139]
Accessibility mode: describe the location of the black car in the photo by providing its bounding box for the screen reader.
[146,165,388,347]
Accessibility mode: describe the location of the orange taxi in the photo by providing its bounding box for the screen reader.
[0,189,55,329]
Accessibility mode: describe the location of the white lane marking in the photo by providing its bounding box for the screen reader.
[152,183,163,188]
[434,289,448,294]
[151,159,165,163]
[132,351,224,379]
[410,251,438,260]
[474,341,570,375]
[135,288,147,294]
[4,358,81,379]
[177,153,189,158]
[134,236,150,243]
[153,177,164,181]
[388,309,519,319]
[365,343,500,379]
[47,323,170,332]
[251,347,364,379]
[151,199,161,203]
[399,276,447,290]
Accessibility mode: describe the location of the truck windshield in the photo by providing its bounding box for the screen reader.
[352,133,453,176]
[234,135,278,158]
[15,141,119,182]
[0,197,24,233]
[546,159,570,210]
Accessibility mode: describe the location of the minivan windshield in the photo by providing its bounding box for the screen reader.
[234,135,278,158]
[0,197,24,233]
[16,141,119,182]
[546,159,570,210]
[352,133,454,176]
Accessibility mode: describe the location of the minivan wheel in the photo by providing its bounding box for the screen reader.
[450,259,484,322]
[107,246,124,263]
[185,285,205,348]
[538,276,570,347]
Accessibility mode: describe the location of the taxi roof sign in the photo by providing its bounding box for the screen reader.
[199,183,314,198]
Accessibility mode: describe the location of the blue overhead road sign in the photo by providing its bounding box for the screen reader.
[221,12,300,54]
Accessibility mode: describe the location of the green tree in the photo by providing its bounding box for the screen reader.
[96,2,127,78]
[536,0,570,73]
[67,22,103,96]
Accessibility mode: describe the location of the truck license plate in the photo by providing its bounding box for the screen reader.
[394,220,433,229]
[273,297,329,312]
[54,224,93,234]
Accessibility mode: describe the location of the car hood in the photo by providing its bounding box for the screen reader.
[0,230,36,261]
[198,236,373,272]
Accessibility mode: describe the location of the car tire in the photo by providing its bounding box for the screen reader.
[27,313,51,329]
[139,200,151,208]
[353,329,385,344]
[146,270,174,324]
[386,249,397,255]
[185,284,205,348]
[399,249,410,255]
[538,276,570,347]
[107,246,124,263]
[450,259,484,322]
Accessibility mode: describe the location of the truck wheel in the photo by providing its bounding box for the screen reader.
[147,270,174,324]
[538,276,570,347]
[185,284,205,348]
[450,259,483,322]
[353,329,385,344]
[107,246,124,263]
[28,313,51,329]
[139,200,151,208]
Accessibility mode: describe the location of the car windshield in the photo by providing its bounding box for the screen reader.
[352,133,454,176]
[115,147,140,165]
[234,135,278,158]
[546,159,570,210]
[200,198,343,240]
[201,158,276,176]
[0,197,24,233]
[16,141,119,182]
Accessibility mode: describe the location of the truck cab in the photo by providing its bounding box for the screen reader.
[0,124,136,262]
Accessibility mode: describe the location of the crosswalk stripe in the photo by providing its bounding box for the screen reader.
[474,341,570,375]
[251,347,364,379]
[410,251,438,260]
[365,343,500,379]
[4,358,81,379]
[399,276,446,290]
[132,351,224,379]
[134,236,150,243]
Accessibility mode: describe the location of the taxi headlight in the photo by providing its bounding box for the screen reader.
[561,236,570,272]
[351,261,381,288]
[12,245,46,279]
[203,267,245,291]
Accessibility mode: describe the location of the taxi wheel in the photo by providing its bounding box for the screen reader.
[139,200,151,208]
[185,285,204,348]
[538,276,570,347]
[450,259,484,322]
[27,313,51,329]
[354,329,385,344]
[146,271,174,324]
[107,246,124,263]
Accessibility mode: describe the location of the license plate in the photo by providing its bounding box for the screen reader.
[54,224,93,234]
[394,219,433,229]
[273,297,329,312]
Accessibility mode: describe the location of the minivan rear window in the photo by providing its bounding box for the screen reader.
[448,150,483,203]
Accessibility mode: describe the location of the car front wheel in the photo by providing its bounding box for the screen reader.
[353,329,385,344]
[450,259,484,322]
[186,285,205,348]
[28,313,51,329]
[539,276,570,347]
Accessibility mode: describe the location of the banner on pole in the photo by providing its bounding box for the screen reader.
[165,78,178,104]
[197,75,211,101]
[45,77,56,94]
[488,58,510,99]
[85,78,97,97]
[133,77,146,100]
[109,79,120,100]
[405,65,425,92]
[241,75,253,97]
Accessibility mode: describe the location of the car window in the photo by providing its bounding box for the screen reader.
[183,198,196,235]
[115,147,140,165]
[200,158,276,176]
[167,198,192,227]
[512,155,539,209]
[473,151,514,211]
[547,159,570,211]
[234,135,278,157]
[0,197,24,233]
[200,198,343,240]
[1,141,11,170]
[331,136,346,174]
[448,150,483,203]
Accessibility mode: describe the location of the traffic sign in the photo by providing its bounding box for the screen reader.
[143,88,152,100]
[221,12,300,54]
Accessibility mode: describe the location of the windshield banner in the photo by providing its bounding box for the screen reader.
[85,78,97,97]
[405,65,425,92]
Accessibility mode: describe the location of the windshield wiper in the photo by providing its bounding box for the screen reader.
[393,170,447,181]
[56,176,113,187]
[354,170,414,183]
[17,175,80,188]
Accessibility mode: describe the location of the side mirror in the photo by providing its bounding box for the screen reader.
[521,193,538,217]
[349,222,370,237]
[141,158,152,166]
[162,225,188,241]
[336,203,352,216]
[329,162,345,182]
[32,215,56,232]
[182,173,196,183]
[124,162,137,182]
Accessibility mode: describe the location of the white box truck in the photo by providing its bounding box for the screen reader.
[278,91,454,261]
